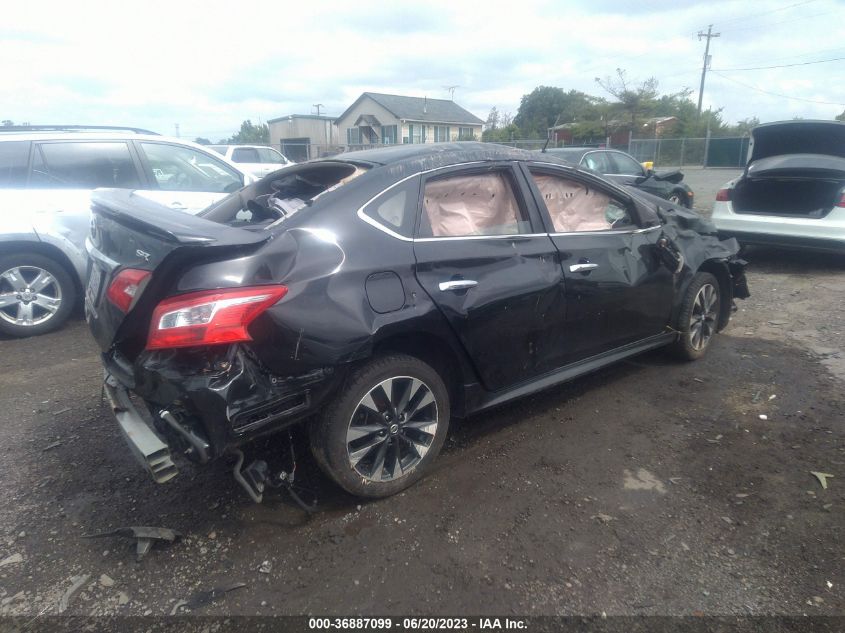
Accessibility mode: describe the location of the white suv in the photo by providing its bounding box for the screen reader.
[0,126,255,337]
[208,144,294,178]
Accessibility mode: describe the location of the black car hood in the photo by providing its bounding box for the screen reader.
[750,120,845,163]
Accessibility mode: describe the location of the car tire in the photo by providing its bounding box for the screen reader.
[309,354,450,498]
[671,272,721,361]
[0,253,76,338]
[668,190,689,208]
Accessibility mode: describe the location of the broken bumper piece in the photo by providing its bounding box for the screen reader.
[103,373,178,484]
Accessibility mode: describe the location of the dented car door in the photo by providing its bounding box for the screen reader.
[523,164,675,362]
[412,163,567,392]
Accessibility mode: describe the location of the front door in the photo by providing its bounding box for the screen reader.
[134,141,245,214]
[412,164,566,392]
[523,164,674,363]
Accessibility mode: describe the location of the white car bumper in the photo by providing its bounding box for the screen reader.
[712,199,845,253]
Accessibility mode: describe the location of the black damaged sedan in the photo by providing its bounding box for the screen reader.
[84,143,748,501]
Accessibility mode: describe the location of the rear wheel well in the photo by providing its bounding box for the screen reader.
[0,241,83,301]
[697,260,732,331]
[372,332,469,417]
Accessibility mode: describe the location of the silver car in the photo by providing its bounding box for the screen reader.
[0,126,254,337]
[711,120,845,253]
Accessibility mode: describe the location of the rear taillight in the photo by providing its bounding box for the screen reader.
[106,269,151,312]
[836,191,845,207]
[715,188,732,202]
[146,285,288,350]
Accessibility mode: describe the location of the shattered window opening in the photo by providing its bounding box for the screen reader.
[201,161,369,228]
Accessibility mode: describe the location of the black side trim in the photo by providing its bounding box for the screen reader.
[472,332,677,413]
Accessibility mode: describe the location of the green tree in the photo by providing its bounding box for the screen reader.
[837,110,845,122]
[220,120,269,144]
[194,137,212,145]
[513,87,598,137]
[594,69,659,131]
[728,117,760,136]
[485,107,500,130]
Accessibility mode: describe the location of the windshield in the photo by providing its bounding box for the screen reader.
[201,161,368,228]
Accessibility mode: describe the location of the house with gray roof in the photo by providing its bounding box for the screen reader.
[335,92,484,146]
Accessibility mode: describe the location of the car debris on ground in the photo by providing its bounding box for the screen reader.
[82,526,182,561]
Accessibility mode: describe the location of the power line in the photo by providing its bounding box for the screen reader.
[718,10,835,34]
[711,71,845,106]
[705,0,819,29]
[712,56,845,71]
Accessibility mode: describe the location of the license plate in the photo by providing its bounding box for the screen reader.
[85,266,103,315]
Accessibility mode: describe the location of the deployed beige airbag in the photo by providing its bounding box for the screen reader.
[532,174,612,232]
[424,173,522,237]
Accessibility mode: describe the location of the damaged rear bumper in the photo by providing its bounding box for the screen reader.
[103,373,178,484]
[100,343,342,484]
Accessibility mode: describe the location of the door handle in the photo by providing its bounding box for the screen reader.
[439,280,478,292]
[569,263,599,273]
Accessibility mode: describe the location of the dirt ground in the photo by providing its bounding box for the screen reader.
[0,207,843,619]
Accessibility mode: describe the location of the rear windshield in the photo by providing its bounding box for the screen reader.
[201,161,368,228]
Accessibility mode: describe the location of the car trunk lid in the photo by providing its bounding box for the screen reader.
[85,189,270,352]
[748,120,845,163]
[732,122,845,217]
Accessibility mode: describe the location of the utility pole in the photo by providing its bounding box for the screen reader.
[697,24,720,117]
[313,103,324,116]
[174,123,180,138]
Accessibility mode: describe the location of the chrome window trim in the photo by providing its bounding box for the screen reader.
[415,233,549,243]
[355,161,663,243]
[549,224,661,237]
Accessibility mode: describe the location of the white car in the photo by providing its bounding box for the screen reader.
[0,126,255,337]
[712,120,845,253]
[208,144,294,178]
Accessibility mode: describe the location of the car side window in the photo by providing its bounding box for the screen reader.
[138,142,242,193]
[581,152,613,174]
[231,147,260,163]
[257,148,286,164]
[529,170,634,232]
[611,152,645,176]
[419,170,532,238]
[362,177,419,238]
[29,142,140,189]
[0,141,30,188]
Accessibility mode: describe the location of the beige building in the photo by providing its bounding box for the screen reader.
[335,92,483,147]
[267,114,338,162]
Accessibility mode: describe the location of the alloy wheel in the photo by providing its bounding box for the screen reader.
[689,283,718,350]
[346,376,439,482]
[0,266,63,327]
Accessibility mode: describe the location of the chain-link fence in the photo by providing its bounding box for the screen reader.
[628,137,750,168]
[264,137,751,168]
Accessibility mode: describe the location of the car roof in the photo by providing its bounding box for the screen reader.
[330,142,562,167]
[544,147,590,160]
[0,131,187,143]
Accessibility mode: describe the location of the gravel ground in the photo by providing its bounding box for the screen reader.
[0,175,842,621]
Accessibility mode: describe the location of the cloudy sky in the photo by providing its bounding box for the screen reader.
[2,0,844,140]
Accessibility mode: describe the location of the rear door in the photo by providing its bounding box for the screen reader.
[27,140,144,258]
[523,163,674,362]
[412,163,567,391]
[133,141,246,214]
